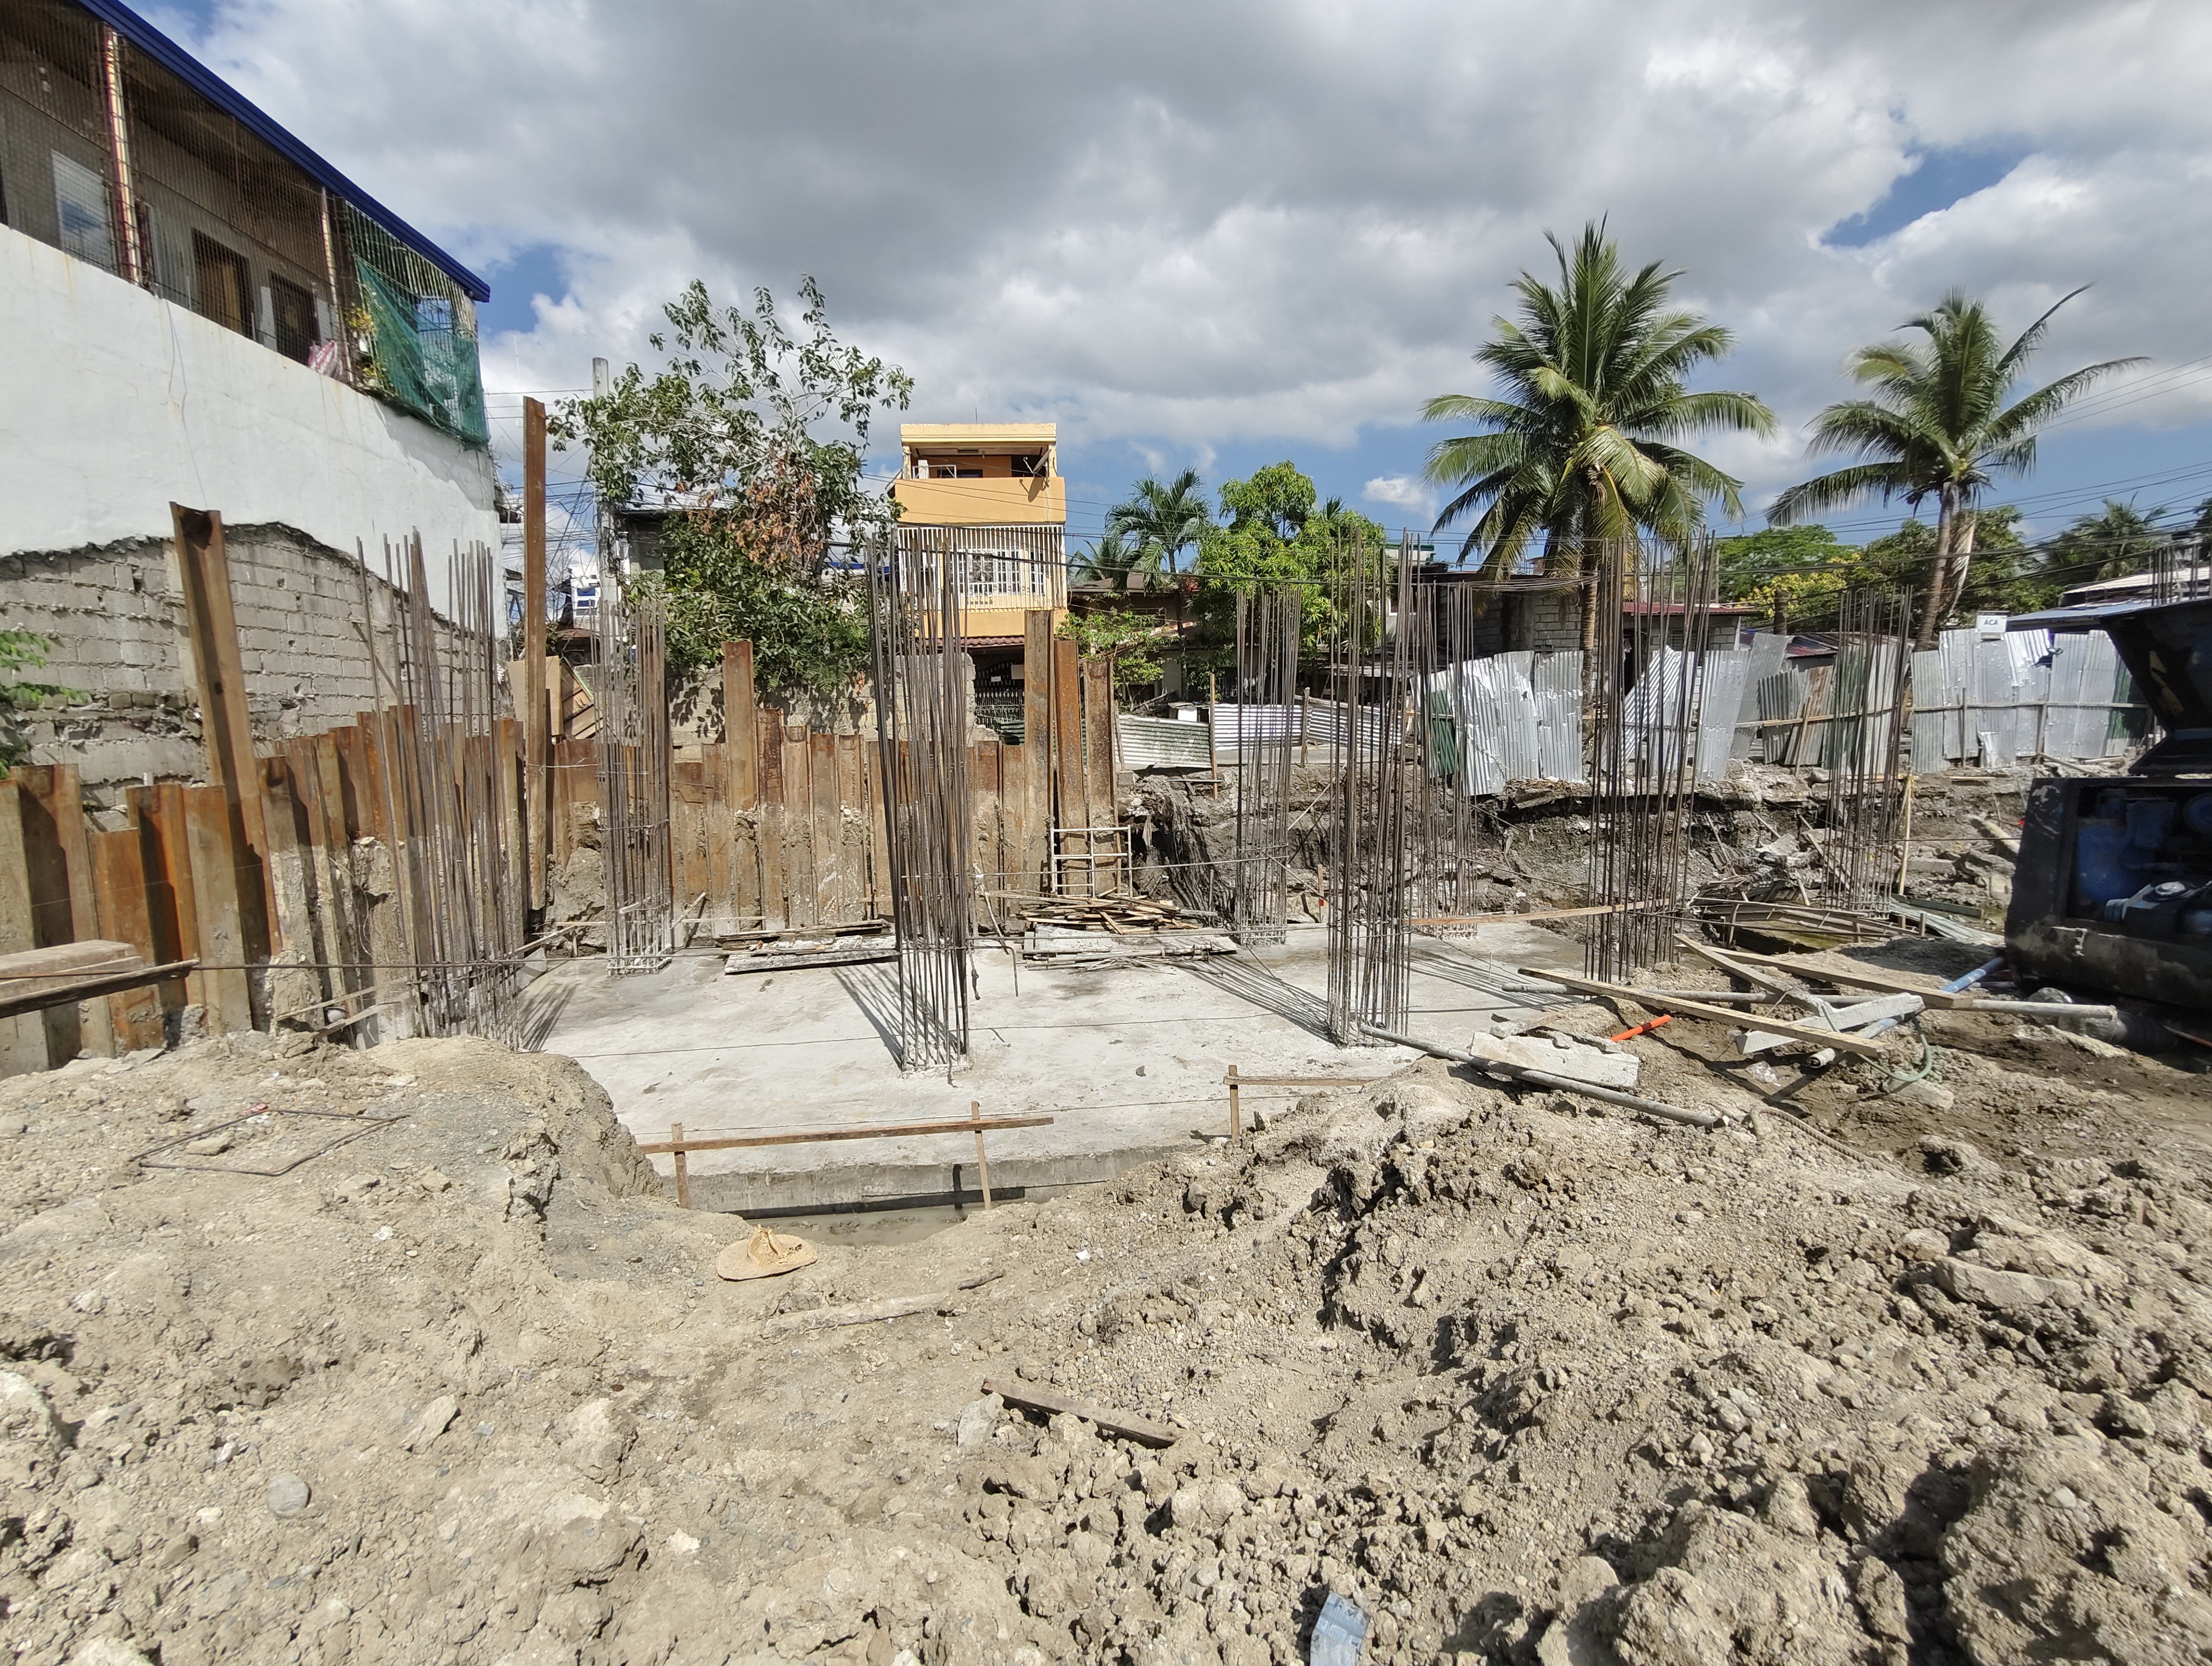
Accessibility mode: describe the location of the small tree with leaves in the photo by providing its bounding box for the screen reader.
[1058,608,1165,700]
[553,279,912,696]
[0,631,72,777]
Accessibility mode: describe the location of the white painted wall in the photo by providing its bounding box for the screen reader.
[0,223,498,611]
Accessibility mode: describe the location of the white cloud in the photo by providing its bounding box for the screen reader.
[171,0,2212,520]
[1363,475,1434,513]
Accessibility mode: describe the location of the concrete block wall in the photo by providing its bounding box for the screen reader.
[2,523,471,804]
[1510,589,1583,653]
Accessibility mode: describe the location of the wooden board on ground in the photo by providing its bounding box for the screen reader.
[981,1378,1180,1447]
[1713,949,1975,1011]
[723,946,898,975]
[1520,966,1899,1058]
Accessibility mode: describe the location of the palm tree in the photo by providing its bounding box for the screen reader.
[1771,290,2144,648]
[1422,222,1775,656]
[1071,529,1152,587]
[1106,469,1213,580]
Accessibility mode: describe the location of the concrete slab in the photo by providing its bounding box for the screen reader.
[533,920,1589,1214]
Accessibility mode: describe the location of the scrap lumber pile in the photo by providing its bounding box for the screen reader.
[1013,894,1236,966]
[722,923,895,975]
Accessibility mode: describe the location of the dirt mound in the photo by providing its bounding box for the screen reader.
[3,1020,2210,1664]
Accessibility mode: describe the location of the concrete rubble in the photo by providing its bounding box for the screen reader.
[0,963,2207,1665]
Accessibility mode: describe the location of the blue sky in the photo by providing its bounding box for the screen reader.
[151,1,2212,558]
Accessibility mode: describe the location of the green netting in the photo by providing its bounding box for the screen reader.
[353,258,490,446]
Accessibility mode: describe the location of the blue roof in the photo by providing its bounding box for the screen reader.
[79,0,491,303]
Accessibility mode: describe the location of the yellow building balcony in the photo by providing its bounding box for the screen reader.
[892,473,1066,527]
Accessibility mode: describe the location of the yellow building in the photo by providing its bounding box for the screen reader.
[890,423,1069,730]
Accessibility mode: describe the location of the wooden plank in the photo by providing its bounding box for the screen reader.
[183,784,254,1034]
[809,730,838,925]
[980,1378,1179,1448]
[171,505,274,946]
[89,828,164,1048]
[354,712,394,845]
[1082,655,1115,825]
[142,784,203,1020]
[1052,635,1084,890]
[36,764,113,1056]
[523,397,549,913]
[756,706,789,932]
[1708,948,1974,1011]
[0,779,49,1074]
[723,642,757,810]
[1521,966,1899,1058]
[313,732,367,1015]
[834,733,863,922]
[259,756,325,1026]
[635,1112,1054,1153]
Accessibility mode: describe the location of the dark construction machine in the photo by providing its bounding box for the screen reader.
[2004,597,2212,1014]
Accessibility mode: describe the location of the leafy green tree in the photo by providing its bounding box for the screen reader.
[1855,508,2043,621]
[1218,463,1316,540]
[1422,222,1774,656]
[552,278,912,689]
[1072,529,1153,586]
[1105,468,1213,580]
[1714,525,1858,633]
[1057,607,1164,699]
[1194,463,1386,658]
[0,631,73,777]
[1770,289,2143,649]
[2043,499,2174,588]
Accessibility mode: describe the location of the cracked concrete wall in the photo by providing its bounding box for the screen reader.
[2,522,471,805]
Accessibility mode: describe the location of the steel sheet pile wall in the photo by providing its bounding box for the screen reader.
[2,510,533,1076]
[867,537,973,1070]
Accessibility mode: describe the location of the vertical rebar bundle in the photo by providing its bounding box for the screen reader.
[867,535,973,1070]
[1230,588,1298,945]
[1325,533,1412,1044]
[1403,553,1488,927]
[1821,589,1912,911]
[365,535,528,1039]
[1585,536,1717,980]
[595,571,673,973]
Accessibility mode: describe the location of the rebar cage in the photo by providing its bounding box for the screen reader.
[867,536,973,1071]
[595,573,673,974]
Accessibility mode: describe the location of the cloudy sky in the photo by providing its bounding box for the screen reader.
[151,0,2212,552]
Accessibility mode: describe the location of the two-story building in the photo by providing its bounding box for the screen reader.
[0,0,500,792]
[890,422,1067,735]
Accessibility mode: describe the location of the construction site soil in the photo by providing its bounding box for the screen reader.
[3,953,2209,1666]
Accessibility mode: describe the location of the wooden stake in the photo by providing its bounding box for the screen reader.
[1225,1063,1240,1146]
[971,1099,993,1208]
[670,1119,690,1209]
[523,397,548,913]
